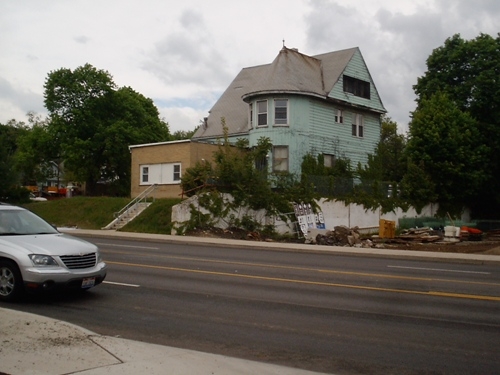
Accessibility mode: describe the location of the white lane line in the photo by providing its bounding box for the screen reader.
[96,243,159,250]
[387,265,490,275]
[103,281,141,287]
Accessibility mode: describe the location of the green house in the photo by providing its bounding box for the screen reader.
[192,46,386,176]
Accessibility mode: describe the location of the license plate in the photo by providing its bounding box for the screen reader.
[81,277,96,288]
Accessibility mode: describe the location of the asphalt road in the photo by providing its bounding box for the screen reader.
[7,235,500,375]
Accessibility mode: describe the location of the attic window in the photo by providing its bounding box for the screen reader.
[343,75,370,99]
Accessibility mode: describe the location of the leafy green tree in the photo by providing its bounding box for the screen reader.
[44,64,170,195]
[405,92,489,216]
[14,113,56,186]
[413,33,500,216]
[171,127,199,140]
[399,160,437,213]
[358,116,407,183]
[348,116,408,212]
[300,153,353,198]
[0,120,30,201]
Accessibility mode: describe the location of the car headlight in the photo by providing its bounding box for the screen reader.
[29,254,59,266]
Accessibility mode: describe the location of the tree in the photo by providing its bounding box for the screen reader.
[0,120,30,202]
[413,33,500,216]
[171,127,199,140]
[357,115,407,183]
[44,64,170,195]
[405,92,489,216]
[14,113,55,186]
[352,116,408,212]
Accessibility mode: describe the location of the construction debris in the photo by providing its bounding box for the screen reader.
[306,226,373,248]
[396,227,443,243]
[305,224,491,248]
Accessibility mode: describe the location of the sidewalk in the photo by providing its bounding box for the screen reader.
[0,307,328,375]
[1,229,498,375]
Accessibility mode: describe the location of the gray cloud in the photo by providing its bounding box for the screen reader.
[304,0,500,131]
[0,77,46,120]
[74,35,90,44]
[142,9,233,89]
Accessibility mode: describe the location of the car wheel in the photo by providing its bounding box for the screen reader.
[0,260,23,302]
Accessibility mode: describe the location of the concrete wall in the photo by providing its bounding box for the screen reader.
[316,199,441,232]
[170,195,464,236]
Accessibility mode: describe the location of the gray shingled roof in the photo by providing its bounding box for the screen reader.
[193,47,358,140]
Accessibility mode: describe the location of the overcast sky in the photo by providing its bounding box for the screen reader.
[1,0,498,134]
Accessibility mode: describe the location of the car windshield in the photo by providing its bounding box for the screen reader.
[0,209,59,235]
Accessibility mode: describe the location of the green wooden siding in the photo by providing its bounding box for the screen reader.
[328,49,385,113]
[309,99,379,168]
[247,95,380,176]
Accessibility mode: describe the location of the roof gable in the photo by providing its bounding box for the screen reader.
[193,46,383,140]
[327,49,386,113]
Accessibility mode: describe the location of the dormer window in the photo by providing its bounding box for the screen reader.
[343,75,370,99]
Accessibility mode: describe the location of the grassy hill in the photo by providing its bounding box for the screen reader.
[24,197,181,234]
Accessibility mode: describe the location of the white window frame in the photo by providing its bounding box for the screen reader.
[141,166,149,183]
[272,146,289,172]
[274,98,288,126]
[335,109,343,124]
[173,164,181,181]
[140,163,182,185]
[257,100,268,127]
[249,103,253,128]
[352,113,364,138]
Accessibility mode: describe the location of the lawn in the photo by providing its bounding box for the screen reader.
[24,197,181,233]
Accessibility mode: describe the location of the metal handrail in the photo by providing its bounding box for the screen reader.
[114,184,158,219]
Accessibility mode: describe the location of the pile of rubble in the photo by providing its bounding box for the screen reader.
[389,227,444,243]
[304,225,493,248]
[305,226,374,248]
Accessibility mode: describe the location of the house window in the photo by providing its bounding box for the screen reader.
[173,164,181,181]
[272,146,289,172]
[249,103,253,128]
[274,99,288,125]
[141,166,149,183]
[140,163,182,185]
[343,75,370,99]
[352,114,364,138]
[335,109,343,124]
[323,154,336,168]
[257,100,268,126]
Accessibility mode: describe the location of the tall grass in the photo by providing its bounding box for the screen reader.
[24,197,181,233]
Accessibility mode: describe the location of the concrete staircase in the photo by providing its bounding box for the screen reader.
[102,184,158,230]
[104,202,151,230]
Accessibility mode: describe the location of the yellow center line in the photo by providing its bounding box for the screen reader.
[107,261,500,302]
[103,250,500,288]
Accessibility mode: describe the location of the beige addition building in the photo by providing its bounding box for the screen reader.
[129,140,220,199]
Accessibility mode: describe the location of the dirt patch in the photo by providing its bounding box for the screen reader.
[382,240,500,254]
[186,226,500,255]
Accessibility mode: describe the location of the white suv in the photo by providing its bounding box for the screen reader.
[0,203,107,301]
